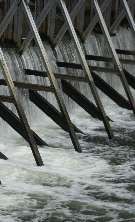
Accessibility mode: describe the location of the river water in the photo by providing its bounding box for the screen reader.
[0,28,135,222]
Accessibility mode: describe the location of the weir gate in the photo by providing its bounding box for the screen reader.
[0,0,135,166]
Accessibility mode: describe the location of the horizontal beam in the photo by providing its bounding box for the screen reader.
[116,49,135,56]
[57,61,118,74]
[25,69,87,82]
[86,54,135,65]
[0,95,14,103]
[0,79,54,92]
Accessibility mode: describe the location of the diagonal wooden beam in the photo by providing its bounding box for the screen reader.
[21,0,82,153]
[57,0,113,139]
[110,0,134,32]
[53,0,85,47]
[93,0,135,115]
[0,47,44,166]
[82,0,112,41]
[121,0,135,31]
[0,0,19,39]
[20,0,55,53]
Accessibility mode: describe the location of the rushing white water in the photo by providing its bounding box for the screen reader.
[0,28,135,222]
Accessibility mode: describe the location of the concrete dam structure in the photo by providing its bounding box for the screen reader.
[0,0,135,166]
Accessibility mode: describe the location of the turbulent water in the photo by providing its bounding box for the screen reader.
[0,28,135,222]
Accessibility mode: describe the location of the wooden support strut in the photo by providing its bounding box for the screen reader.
[21,0,82,153]
[92,0,135,115]
[116,49,135,56]
[57,0,113,139]
[0,48,44,166]
[0,102,47,146]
